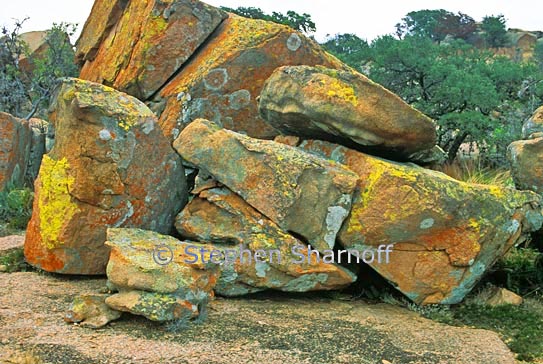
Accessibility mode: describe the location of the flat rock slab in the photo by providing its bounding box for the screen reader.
[0,272,515,364]
[0,235,24,255]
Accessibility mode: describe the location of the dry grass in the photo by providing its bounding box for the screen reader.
[3,351,42,364]
[435,159,513,187]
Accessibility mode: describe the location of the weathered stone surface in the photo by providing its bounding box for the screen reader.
[486,287,523,307]
[78,0,227,100]
[522,105,543,139]
[298,139,543,304]
[508,137,543,193]
[18,31,49,74]
[0,112,32,190]
[105,290,199,322]
[75,0,127,65]
[259,66,437,159]
[175,186,356,296]
[64,294,122,328]
[106,228,218,296]
[24,79,187,274]
[174,119,359,252]
[156,14,345,140]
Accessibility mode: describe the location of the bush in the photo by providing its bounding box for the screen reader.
[494,247,543,296]
[0,184,34,232]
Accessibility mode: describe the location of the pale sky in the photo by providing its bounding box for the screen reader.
[1,0,542,43]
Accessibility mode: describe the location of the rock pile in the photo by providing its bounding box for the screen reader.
[11,0,542,325]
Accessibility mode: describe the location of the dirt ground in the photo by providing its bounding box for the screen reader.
[0,269,517,364]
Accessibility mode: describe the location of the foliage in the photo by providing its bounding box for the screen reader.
[321,34,371,72]
[481,15,509,48]
[494,247,543,296]
[536,41,543,71]
[0,183,34,231]
[0,248,31,273]
[395,10,477,43]
[453,304,543,361]
[0,20,78,119]
[220,6,316,34]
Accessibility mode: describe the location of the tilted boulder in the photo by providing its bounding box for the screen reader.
[175,186,357,296]
[259,66,437,159]
[522,105,543,139]
[296,139,543,304]
[0,112,32,190]
[174,119,359,252]
[24,79,187,274]
[78,0,227,100]
[155,14,345,140]
[508,137,543,193]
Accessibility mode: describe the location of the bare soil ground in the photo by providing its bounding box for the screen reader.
[0,270,516,364]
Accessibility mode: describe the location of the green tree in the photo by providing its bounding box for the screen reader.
[535,41,543,71]
[220,6,316,34]
[322,34,372,71]
[368,36,542,162]
[0,21,78,119]
[395,10,476,42]
[481,15,509,48]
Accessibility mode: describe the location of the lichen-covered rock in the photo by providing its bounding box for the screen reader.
[508,137,543,193]
[64,294,122,328]
[259,66,437,159]
[24,79,187,274]
[175,186,356,295]
[155,14,345,140]
[174,119,359,252]
[105,290,199,322]
[0,112,32,190]
[78,0,227,100]
[522,105,543,139]
[106,228,218,296]
[298,139,543,304]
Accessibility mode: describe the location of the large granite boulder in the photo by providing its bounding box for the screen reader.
[522,105,543,139]
[174,119,359,252]
[175,186,357,296]
[294,139,543,304]
[508,137,543,193]
[155,14,345,140]
[0,112,32,190]
[259,66,437,159]
[24,78,187,274]
[78,0,227,100]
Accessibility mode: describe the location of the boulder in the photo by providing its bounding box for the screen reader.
[297,139,543,304]
[175,186,357,296]
[155,14,345,140]
[174,119,359,252]
[259,66,437,159]
[485,287,523,307]
[508,138,543,193]
[24,78,187,274]
[106,228,218,296]
[0,112,32,190]
[105,290,200,322]
[522,105,543,139]
[78,0,227,100]
[64,294,122,328]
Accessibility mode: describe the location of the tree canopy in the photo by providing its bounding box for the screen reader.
[395,10,477,42]
[220,6,316,34]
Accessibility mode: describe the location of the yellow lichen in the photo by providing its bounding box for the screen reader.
[325,78,358,107]
[38,156,79,249]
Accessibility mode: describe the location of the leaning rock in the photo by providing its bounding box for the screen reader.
[522,105,543,139]
[155,14,345,140]
[106,228,218,296]
[508,137,543,193]
[259,66,437,159]
[64,294,122,328]
[299,139,543,304]
[24,79,187,274]
[174,119,359,252]
[175,186,356,295]
[78,0,227,100]
[0,112,32,190]
[105,290,199,322]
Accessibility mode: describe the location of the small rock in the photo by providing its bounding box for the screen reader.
[486,287,523,307]
[64,294,121,329]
